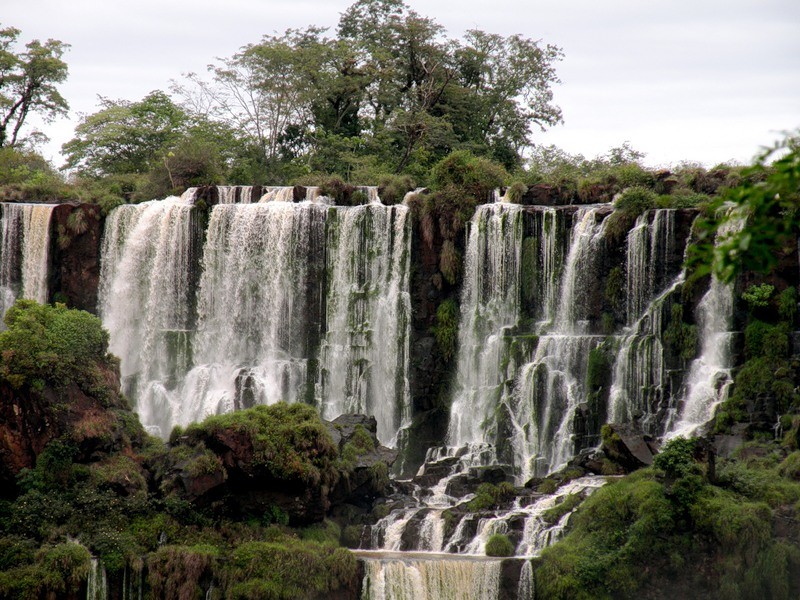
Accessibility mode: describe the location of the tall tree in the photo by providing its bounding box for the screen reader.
[62,90,186,176]
[0,26,69,148]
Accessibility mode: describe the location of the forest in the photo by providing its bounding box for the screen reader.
[1,1,800,599]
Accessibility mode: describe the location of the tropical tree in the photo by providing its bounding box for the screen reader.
[689,134,800,282]
[0,26,69,148]
[62,90,186,176]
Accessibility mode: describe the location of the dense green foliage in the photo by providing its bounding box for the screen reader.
[0,303,364,598]
[535,438,800,599]
[0,300,114,398]
[183,403,338,486]
[715,284,798,433]
[688,135,800,282]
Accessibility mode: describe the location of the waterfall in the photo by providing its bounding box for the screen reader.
[86,558,108,600]
[517,560,535,600]
[157,201,326,433]
[626,210,677,324]
[360,555,502,600]
[317,204,412,446]
[508,207,608,480]
[260,186,295,202]
[664,273,736,439]
[447,203,524,449]
[98,196,197,411]
[509,335,604,480]
[608,276,684,430]
[0,203,56,318]
[217,185,254,204]
[662,219,741,439]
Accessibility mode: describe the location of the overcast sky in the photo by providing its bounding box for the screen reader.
[5,0,800,168]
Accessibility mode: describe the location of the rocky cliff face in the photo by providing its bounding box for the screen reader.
[0,364,137,494]
[50,202,104,312]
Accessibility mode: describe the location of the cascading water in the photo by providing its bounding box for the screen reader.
[217,185,254,204]
[145,200,326,433]
[664,224,738,439]
[625,210,677,324]
[317,203,412,446]
[447,203,524,450]
[0,203,56,318]
[608,276,683,430]
[360,554,502,600]
[509,207,608,480]
[86,558,108,600]
[98,195,198,431]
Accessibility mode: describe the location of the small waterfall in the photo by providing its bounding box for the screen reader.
[517,560,535,600]
[514,476,605,556]
[98,197,197,428]
[217,185,254,204]
[0,203,56,317]
[360,555,502,600]
[447,203,524,449]
[663,220,741,439]
[121,565,143,600]
[664,276,735,439]
[509,335,604,480]
[608,275,684,430]
[259,186,295,202]
[317,204,412,446]
[86,558,108,600]
[626,210,677,324]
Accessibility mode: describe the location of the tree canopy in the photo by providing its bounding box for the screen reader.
[79,0,563,186]
[0,26,69,148]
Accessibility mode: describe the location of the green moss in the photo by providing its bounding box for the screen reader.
[542,493,583,525]
[466,482,516,511]
[603,266,625,314]
[777,287,797,323]
[184,403,338,486]
[485,533,515,557]
[432,298,459,362]
[664,303,698,361]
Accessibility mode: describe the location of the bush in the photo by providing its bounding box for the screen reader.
[485,533,515,557]
[742,284,774,311]
[221,538,358,600]
[0,301,112,392]
[614,186,657,216]
[653,437,698,479]
[430,150,507,202]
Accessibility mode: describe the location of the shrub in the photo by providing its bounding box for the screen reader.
[0,300,112,392]
[614,186,657,216]
[430,150,507,202]
[653,437,698,479]
[221,538,358,600]
[485,534,515,557]
[742,283,774,311]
